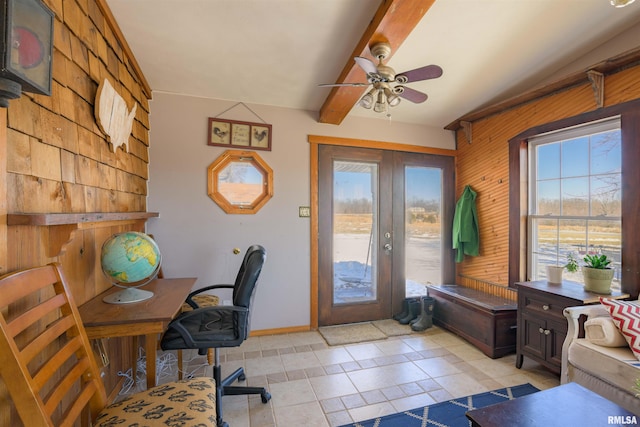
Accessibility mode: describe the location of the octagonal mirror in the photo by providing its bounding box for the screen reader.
[208,150,273,214]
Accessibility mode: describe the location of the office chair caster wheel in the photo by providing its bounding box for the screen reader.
[261,391,271,403]
[238,373,246,381]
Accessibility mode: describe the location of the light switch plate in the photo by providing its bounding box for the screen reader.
[299,206,310,217]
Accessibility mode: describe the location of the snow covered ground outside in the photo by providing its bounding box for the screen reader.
[333,233,441,303]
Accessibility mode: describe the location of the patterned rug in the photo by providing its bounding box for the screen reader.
[339,383,540,427]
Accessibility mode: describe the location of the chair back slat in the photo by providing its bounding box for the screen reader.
[44,357,91,415]
[59,382,99,427]
[0,263,108,426]
[33,336,83,390]
[0,264,59,306]
[23,315,75,364]
[7,293,67,339]
[0,327,50,426]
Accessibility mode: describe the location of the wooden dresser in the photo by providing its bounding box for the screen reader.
[515,280,628,374]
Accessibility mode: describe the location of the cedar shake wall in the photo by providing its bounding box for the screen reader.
[0,1,152,423]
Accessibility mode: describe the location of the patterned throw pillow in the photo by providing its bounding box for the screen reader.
[600,298,640,360]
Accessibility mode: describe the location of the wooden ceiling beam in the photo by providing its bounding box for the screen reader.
[318,0,436,125]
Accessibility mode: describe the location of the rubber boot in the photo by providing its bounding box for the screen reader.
[393,298,413,321]
[411,295,435,331]
[398,299,421,325]
[410,295,430,325]
[410,294,428,326]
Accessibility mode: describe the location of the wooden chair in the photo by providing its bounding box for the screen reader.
[0,263,217,427]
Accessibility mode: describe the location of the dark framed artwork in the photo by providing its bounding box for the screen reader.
[208,118,272,151]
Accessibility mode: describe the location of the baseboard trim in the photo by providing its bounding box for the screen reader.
[249,325,311,337]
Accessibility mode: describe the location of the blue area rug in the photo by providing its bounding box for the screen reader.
[340,383,539,427]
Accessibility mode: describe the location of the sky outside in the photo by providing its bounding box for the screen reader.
[535,130,621,210]
[334,163,442,203]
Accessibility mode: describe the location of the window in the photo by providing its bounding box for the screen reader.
[207,150,273,214]
[528,118,621,290]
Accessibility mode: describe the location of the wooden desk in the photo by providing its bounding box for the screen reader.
[79,278,196,390]
[466,382,636,426]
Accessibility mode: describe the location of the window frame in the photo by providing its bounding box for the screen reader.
[508,99,640,298]
[526,118,621,284]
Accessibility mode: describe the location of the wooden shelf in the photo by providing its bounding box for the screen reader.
[7,212,159,257]
[7,211,159,226]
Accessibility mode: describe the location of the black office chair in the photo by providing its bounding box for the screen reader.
[161,245,270,427]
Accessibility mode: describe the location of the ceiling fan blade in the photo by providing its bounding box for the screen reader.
[396,86,428,103]
[395,64,443,83]
[318,82,370,87]
[354,57,379,76]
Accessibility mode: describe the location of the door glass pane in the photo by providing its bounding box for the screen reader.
[332,161,378,304]
[405,166,441,297]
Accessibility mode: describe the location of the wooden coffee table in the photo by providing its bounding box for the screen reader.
[466,382,637,426]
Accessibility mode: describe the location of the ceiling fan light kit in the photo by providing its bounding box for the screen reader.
[319,41,443,116]
[610,0,635,7]
[359,88,377,109]
[373,90,386,113]
[384,87,401,107]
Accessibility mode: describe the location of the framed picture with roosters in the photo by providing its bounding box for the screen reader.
[208,118,272,151]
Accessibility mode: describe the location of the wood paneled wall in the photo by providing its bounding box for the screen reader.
[1,1,152,424]
[4,0,151,278]
[453,54,640,289]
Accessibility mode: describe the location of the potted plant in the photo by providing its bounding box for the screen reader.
[582,253,614,294]
[546,252,579,284]
[566,252,579,273]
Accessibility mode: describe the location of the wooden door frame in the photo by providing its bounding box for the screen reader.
[308,135,456,329]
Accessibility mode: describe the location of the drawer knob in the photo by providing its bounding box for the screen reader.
[542,304,550,310]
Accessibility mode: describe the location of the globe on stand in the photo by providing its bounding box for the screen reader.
[100,231,162,304]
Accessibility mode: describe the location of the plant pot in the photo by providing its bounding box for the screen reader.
[546,265,564,284]
[582,267,614,294]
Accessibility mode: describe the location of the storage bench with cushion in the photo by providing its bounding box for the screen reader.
[427,284,518,358]
[562,300,640,414]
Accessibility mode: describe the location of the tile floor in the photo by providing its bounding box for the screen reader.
[162,325,560,427]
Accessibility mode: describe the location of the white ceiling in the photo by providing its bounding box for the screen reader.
[106,0,640,128]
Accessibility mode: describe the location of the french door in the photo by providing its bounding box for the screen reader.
[318,145,455,326]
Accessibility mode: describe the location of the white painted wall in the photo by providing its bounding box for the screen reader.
[147,92,454,331]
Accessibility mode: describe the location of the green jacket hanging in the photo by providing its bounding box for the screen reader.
[452,185,479,263]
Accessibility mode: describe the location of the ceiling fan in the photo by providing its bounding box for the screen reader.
[319,41,443,114]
